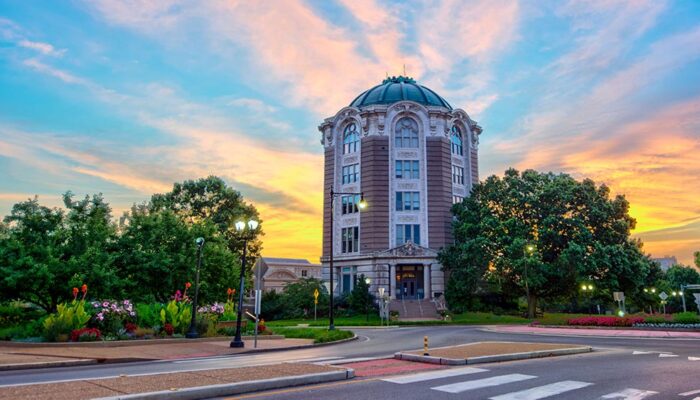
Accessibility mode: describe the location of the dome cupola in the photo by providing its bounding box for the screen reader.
[350,76,452,109]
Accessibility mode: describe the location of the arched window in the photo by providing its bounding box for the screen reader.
[451,125,463,156]
[395,117,419,148]
[343,122,359,154]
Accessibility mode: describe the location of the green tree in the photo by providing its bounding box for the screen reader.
[114,205,237,303]
[665,264,700,311]
[0,194,120,312]
[695,251,700,269]
[280,278,328,319]
[149,176,262,258]
[349,274,375,320]
[442,169,653,318]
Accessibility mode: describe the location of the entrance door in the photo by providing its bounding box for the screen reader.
[401,277,416,299]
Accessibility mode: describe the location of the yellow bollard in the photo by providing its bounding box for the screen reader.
[423,335,429,356]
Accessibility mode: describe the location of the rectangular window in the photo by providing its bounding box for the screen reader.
[452,165,464,185]
[396,224,420,246]
[342,164,359,184]
[395,160,420,179]
[452,195,464,204]
[341,226,359,253]
[396,192,420,211]
[301,270,307,277]
[341,194,361,215]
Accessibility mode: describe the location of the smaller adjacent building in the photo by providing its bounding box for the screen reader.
[253,257,322,293]
[652,256,679,272]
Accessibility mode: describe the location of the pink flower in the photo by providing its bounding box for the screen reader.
[97,313,104,321]
[102,301,109,307]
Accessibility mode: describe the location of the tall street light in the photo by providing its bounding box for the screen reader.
[230,219,259,348]
[524,244,535,317]
[328,188,366,330]
[580,283,594,314]
[186,237,205,339]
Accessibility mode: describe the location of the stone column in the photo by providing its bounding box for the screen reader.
[389,264,396,299]
[423,264,431,299]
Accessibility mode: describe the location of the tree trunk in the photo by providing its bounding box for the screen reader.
[527,294,538,319]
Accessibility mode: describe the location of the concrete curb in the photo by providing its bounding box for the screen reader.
[94,368,355,400]
[394,346,592,365]
[0,358,98,371]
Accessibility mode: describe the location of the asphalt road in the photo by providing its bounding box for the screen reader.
[1,325,699,399]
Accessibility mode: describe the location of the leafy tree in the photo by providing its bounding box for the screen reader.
[665,264,700,311]
[280,278,328,319]
[149,176,262,258]
[442,169,654,317]
[349,274,375,320]
[114,205,237,303]
[0,194,120,312]
[695,251,700,269]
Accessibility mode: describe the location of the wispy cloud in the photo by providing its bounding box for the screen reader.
[18,40,66,57]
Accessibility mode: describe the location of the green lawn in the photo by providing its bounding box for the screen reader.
[269,327,354,343]
[266,312,592,327]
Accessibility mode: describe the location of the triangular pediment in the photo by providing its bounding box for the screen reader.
[377,241,438,258]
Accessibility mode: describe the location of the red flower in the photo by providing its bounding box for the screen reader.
[163,323,174,336]
[81,284,88,293]
[72,287,79,300]
[227,288,233,296]
[185,282,192,289]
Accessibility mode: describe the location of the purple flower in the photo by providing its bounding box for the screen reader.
[129,311,136,317]
[102,301,109,307]
[97,313,104,321]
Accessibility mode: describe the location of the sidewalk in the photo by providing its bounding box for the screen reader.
[0,337,313,370]
[489,325,700,338]
[0,363,353,400]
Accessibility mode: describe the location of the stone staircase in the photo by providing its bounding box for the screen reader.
[389,298,440,320]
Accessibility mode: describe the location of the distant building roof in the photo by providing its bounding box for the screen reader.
[652,256,678,272]
[262,257,314,265]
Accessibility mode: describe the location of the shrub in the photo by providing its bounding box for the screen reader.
[673,312,700,324]
[71,328,101,342]
[133,327,155,338]
[163,323,174,336]
[567,316,644,327]
[43,300,92,341]
[136,303,163,329]
[90,300,136,336]
[160,299,192,334]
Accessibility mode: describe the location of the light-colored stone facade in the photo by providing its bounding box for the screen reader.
[319,77,482,300]
[253,258,322,293]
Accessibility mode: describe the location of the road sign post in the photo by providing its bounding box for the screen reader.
[313,288,319,321]
[254,289,261,348]
[659,292,668,314]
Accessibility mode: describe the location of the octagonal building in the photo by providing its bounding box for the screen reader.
[319,76,482,306]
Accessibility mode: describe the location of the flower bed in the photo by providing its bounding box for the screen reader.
[567,316,644,327]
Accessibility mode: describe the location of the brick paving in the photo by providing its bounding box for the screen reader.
[341,358,443,377]
[0,363,343,400]
[409,341,586,359]
[0,338,313,367]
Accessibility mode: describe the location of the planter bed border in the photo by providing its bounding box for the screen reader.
[1,335,284,348]
[534,324,700,332]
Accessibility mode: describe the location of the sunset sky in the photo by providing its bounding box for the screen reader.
[1,1,699,265]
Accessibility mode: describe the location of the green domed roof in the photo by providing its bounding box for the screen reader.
[350,76,452,109]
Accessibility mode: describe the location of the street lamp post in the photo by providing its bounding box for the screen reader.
[230,219,259,348]
[186,237,205,339]
[328,188,366,330]
[580,284,594,314]
[524,244,535,317]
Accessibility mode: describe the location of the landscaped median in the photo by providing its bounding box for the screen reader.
[0,363,354,400]
[394,341,592,365]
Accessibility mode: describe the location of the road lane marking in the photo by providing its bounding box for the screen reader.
[688,357,700,361]
[679,389,700,396]
[600,388,658,399]
[490,380,592,400]
[632,351,654,355]
[382,366,488,384]
[658,353,678,358]
[431,374,536,394]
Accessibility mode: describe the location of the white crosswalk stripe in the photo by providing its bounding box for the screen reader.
[382,366,487,384]
[431,374,536,394]
[679,388,700,396]
[489,380,592,400]
[658,353,678,358]
[600,388,658,399]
